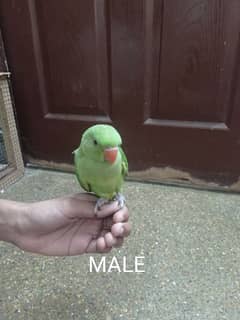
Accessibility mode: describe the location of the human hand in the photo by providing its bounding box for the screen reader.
[15,193,131,256]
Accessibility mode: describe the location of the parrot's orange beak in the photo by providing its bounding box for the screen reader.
[104,147,118,164]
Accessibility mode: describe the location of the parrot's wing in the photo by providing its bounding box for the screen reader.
[119,146,128,178]
[74,150,92,192]
[75,168,91,192]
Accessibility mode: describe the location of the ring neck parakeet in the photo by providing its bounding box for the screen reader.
[73,124,128,212]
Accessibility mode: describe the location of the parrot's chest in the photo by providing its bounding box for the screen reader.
[80,155,123,199]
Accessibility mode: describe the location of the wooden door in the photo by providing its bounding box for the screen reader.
[1,0,240,187]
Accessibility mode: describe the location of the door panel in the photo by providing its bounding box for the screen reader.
[144,0,239,128]
[32,0,111,118]
[0,0,112,162]
[1,0,240,185]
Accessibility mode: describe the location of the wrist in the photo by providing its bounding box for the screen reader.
[0,199,29,244]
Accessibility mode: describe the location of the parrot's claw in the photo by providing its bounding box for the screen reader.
[114,193,126,209]
[94,194,126,215]
[94,198,109,214]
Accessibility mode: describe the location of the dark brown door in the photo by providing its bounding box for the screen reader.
[1,0,240,186]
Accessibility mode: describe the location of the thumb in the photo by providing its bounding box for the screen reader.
[63,194,120,219]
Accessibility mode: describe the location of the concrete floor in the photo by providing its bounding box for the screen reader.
[0,168,240,320]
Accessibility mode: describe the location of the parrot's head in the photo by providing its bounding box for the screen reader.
[80,124,122,164]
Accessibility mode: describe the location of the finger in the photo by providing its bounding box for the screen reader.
[96,236,112,253]
[111,222,131,238]
[104,233,124,249]
[99,247,112,253]
[65,195,117,219]
[62,196,97,219]
[111,223,124,237]
[69,193,97,202]
[122,222,131,237]
[113,206,129,223]
[104,232,117,248]
[95,201,120,218]
[86,238,112,254]
[86,239,98,253]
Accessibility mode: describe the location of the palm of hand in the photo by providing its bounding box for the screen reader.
[28,216,111,256]
[16,194,129,256]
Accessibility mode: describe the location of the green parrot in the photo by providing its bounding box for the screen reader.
[73,124,128,212]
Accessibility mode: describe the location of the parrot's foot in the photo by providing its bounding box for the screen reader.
[114,193,126,209]
[94,198,109,214]
[94,194,126,215]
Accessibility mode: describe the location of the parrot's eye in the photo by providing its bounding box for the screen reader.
[93,139,98,146]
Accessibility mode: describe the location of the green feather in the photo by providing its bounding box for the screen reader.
[74,124,128,200]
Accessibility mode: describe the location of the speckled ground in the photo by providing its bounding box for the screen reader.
[1,169,240,320]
